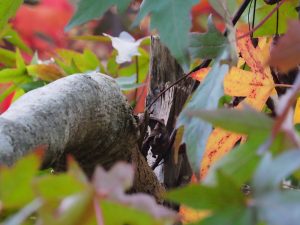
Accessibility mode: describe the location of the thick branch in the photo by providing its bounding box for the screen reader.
[0,72,164,200]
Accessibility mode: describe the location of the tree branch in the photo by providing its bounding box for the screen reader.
[0,72,164,201]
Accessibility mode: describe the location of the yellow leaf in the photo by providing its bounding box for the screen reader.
[200,33,275,179]
[294,98,300,124]
[200,128,242,178]
[224,67,273,97]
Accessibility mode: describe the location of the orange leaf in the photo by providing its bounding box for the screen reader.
[294,97,300,124]
[191,67,210,82]
[269,20,300,73]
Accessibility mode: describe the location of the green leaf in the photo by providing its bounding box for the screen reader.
[204,134,265,186]
[55,49,100,74]
[82,49,104,72]
[38,192,94,225]
[34,174,86,200]
[66,0,131,30]
[115,74,144,91]
[0,0,23,31]
[118,48,149,82]
[0,68,27,83]
[106,50,119,76]
[196,208,252,225]
[253,150,300,194]
[133,0,199,71]
[3,199,43,225]
[101,200,169,225]
[0,48,16,67]
[246,0,298,37]
[15,49,26,71]
[2,25,32,53]
[0,154,39,208]
[11,87,25,102]
[177,49,230,174]
[255,191,300,225]
[166,171,245,211]
[189,15,228,60]
[187,107,274,135]
[21,80,46,93]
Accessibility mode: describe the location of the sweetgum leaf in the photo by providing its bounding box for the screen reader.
[133,0,199,71]
[253,150,300,194]
[66,0,131,30]
[0,154,39,208]
[92,163,176,221]
[188,107,273,135]
[115,74,144,91]
[204,134,265,186]
[256,191,300,225]
[189,15,228,60]
[101,200,173,225]
[166,171,245,211]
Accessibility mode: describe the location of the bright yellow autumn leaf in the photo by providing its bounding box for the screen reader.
[194,33,275,179]
[294,98,300,124]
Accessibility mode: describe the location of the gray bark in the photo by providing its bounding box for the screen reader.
[147,37,193,190]
[0,72,164,200]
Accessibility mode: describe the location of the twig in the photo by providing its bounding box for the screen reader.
[237,0,287,40]
[134,56,139,104]
[258,71,300,154]
[274,84,293,88]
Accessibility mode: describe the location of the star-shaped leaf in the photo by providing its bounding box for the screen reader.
[133,0,199,71]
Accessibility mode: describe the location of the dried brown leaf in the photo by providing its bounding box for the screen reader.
[269,20,300,73]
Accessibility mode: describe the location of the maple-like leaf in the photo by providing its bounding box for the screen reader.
[92,162,177,221]
[104,32,146,64]
[192,34,275,178]
[269,20,300,73]
[200,129,242,178]
[189,15,228,60]
[66,0,131,30]
[133,0,199,71]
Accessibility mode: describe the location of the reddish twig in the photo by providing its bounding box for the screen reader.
[237,0,287,40]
